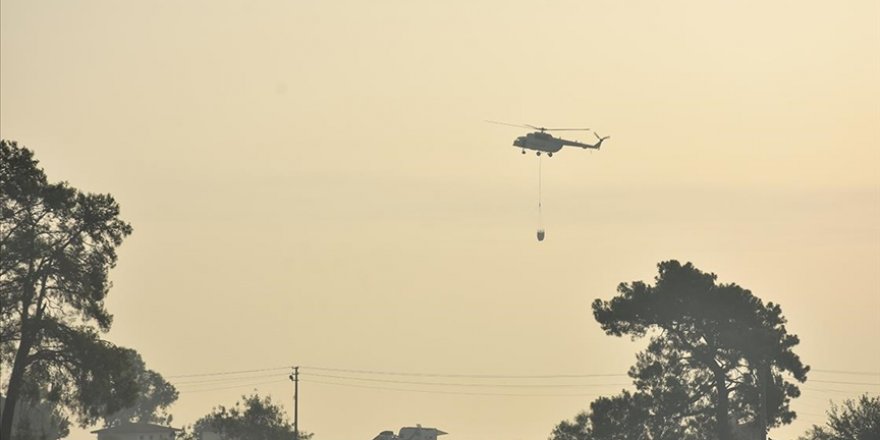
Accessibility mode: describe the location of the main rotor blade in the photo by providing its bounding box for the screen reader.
[488,120,591,131]
[525,124,590,132]
[486,120,531,129]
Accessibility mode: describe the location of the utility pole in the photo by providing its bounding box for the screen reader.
[289,366,299,440]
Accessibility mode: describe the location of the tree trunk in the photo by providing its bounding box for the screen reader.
[2,267,41,440]
[757,360,770,440]
[1,329,35,440]
[714,372,731,440]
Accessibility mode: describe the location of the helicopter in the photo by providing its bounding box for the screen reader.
[488,121,609,157]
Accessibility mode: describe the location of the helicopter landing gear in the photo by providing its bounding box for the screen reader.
[536,152,541,156]
[522,149,526,154]
[548,152,553,157]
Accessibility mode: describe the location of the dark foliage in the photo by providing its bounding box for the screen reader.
[0,396,70,440]
[184,394,311,440]
[102,349,179,426]
[551,260,808,440]
[799,395,880,440]
[1,140,175,438]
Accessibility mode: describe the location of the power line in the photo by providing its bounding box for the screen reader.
[161,365,880,401]
[802,387,880,395]
[163,364,879,383]
[170,372,286,386]
[301,378,624,397]
[807,379,880,386]
[811,368,880,377]
[299,365,627,379]
[167,374,878,395]
[177,379,288,393]
[166,366,290,379]
[302,372,631,388]
[798,391,878,402]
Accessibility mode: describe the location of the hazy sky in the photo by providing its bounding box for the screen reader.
[2,1,879,439]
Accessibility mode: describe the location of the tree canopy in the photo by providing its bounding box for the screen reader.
[102,349,179,427]
[550,391,667,440]
[1,140,175,438]
[186,394,311,440]
[799,395,880,440]
[0,396,70,440]
[552,260,808,440]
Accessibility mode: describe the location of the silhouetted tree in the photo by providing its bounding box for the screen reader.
[590,260,809,440]
[550,387,713,440]
[186,394,312,440]
[102,349,178,426]
[550,391,655,440]
[798,395,880,440]
[0,140,163,437]
[550,410,591,440]
[0,396,70,440]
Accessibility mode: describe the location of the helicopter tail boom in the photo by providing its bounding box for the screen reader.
[562,133,609,150]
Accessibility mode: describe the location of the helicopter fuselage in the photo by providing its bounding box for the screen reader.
[513,131,600,155]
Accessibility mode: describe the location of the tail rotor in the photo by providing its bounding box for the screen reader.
[594,132,610,148]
